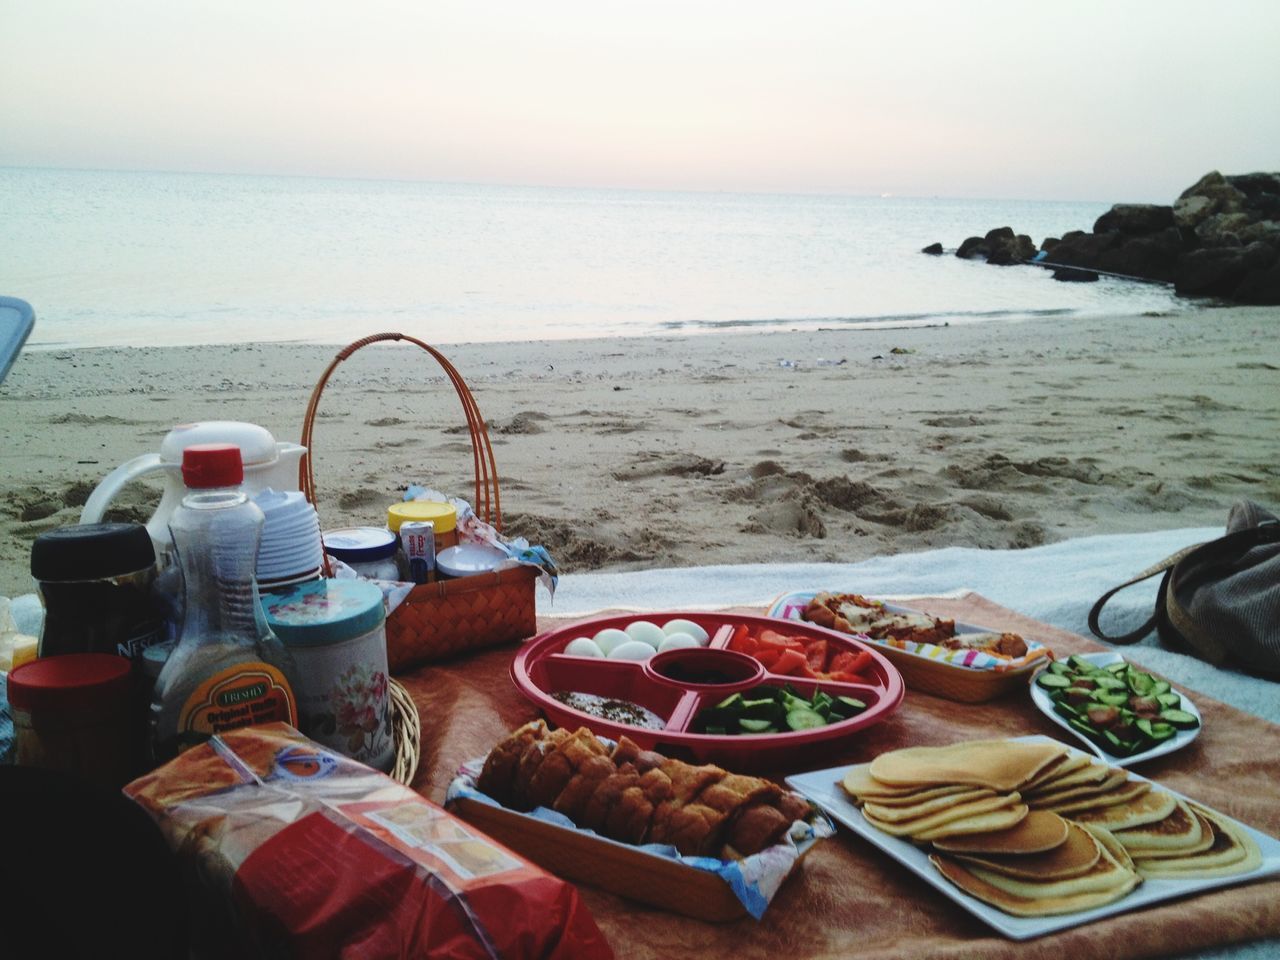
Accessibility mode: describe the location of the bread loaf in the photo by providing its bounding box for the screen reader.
[477,721,812,858]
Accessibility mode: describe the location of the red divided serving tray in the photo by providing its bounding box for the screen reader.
[511,611,904,768]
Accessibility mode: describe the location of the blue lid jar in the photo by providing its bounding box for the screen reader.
[262,578,393,771]
[322,527,397,564]
[263,578,385,646]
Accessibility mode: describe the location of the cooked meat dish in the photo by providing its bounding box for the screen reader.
[804,592,1028,659]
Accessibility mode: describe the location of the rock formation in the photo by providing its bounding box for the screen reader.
[931,171,1280,305]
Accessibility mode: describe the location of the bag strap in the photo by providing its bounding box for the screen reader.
[1087,542,1202,644]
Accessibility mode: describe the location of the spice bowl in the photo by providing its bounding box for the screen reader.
[644,647,764,690]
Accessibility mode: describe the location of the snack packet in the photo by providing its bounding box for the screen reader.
[125,723,612,959]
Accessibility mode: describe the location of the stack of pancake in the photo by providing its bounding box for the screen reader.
[1015,749,1262,880]
[843,739,1262,916]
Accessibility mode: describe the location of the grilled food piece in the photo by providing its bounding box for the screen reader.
[475,727,812,858]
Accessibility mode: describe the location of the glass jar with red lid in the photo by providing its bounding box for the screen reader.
[8,653,136,789]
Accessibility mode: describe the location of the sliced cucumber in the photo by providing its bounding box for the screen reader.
[1068,654,1100,674]
[1035,672,1072,690]
[738,718,775,733]
[715,693,744,711]
[1128,671,1155,696]
[740,697,781,721]
[1102,729,1131,754]
[1039,654,1195,756]
[1053,700,1081,721]
[1095,690,1130,707]
[785,707,827,731]
[1159,708,1200,730]
[828,695,867,720]
[695,707,733,729]
[1068,717,1097,738]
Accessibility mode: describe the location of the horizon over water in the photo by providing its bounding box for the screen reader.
[1,166,1186,350]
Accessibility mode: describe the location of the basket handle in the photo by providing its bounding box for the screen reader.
[299,332,502,532]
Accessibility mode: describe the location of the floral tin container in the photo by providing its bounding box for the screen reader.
[263,578,394,772]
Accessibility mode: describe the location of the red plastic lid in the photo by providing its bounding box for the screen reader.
[7,653,132,712]
[181,443,244,488]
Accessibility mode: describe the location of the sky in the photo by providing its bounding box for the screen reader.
[1,0,1278,202]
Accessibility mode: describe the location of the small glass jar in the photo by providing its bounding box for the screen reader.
[8,653,137,789]
[387,501,459,553]
[323,527,401,581]
[262,579,394,772]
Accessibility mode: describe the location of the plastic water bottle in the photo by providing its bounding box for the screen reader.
[150,443,298,760]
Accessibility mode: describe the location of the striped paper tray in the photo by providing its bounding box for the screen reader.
[767,592,1050,703]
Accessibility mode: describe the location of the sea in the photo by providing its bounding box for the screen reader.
[0,167,1186,350]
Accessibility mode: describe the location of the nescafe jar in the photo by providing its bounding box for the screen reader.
[32,522,167,662]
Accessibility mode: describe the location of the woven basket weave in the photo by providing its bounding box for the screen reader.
[389,678,421,785]
[300,332,538,672]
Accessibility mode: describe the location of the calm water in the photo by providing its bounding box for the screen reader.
[0,167,1184,349]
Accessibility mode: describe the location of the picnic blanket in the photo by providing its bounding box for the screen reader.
[538,526,1279,726]
[401,593,1279,960]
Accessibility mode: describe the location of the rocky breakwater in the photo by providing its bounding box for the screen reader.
[926,171,1280,304]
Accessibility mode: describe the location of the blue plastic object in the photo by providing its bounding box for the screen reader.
[0,297,35,384]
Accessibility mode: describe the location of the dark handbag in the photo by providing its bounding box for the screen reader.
[1088,501,1280,677]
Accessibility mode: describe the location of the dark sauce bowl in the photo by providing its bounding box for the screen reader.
[644,647,765,690]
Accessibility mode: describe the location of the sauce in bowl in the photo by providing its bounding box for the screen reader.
[551,691,666,730]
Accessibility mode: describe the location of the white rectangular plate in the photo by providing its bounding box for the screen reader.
[1029,651,1202,767]
[785,735,1280,940]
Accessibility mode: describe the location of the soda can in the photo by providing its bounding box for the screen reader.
[400,521,436,584]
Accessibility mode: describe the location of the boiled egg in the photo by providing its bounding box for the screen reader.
[658,632,700,653]
[662,619,709,645]
[608,639,657,661]
[625,620,667,650]
[592,628,632,655]
[563,637,604,658]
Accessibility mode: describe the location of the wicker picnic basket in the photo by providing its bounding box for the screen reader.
[300,332,539,674]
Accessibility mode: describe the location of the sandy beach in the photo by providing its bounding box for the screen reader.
[0,306,1277,600]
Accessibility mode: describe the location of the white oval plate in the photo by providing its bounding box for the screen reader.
[1029,651,1202,766]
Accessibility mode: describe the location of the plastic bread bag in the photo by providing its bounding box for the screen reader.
[124,723,612,960]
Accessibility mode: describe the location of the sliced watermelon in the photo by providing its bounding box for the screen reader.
[727,624,756,654]
[803,638,829,672]
[828,650,859,674]
[770,648,808,676]
[753,647,782,669]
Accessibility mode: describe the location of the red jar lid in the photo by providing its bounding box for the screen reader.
[7,654,132,712]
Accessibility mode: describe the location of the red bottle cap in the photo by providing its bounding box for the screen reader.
[181,443,244,488]
[7,653,132,713]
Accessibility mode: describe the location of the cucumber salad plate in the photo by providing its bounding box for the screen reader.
[1030,651,1202,766]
